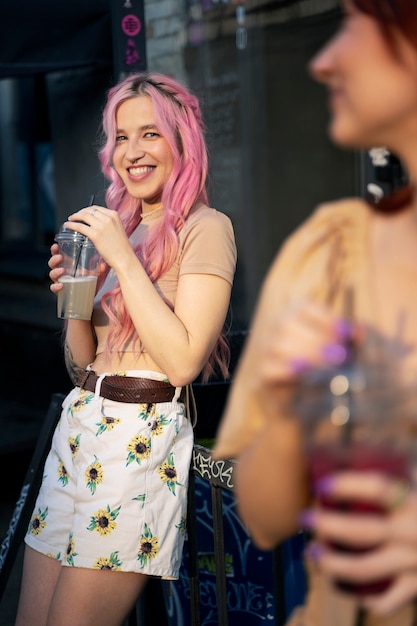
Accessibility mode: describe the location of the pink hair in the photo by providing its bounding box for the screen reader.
[97,72,230,381]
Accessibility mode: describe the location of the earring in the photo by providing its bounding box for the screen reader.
[368,147,390,167]
[366,182,384,204]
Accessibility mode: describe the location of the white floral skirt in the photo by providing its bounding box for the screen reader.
[25,371,194,579]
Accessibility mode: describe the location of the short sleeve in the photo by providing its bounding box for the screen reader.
[178,207,237,284]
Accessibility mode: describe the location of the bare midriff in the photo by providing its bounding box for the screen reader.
[90,350,165,376]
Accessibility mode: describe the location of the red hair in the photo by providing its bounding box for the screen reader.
[352,0,417,51]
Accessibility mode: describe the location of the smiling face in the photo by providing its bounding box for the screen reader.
[112,95,175,210]
[309,0,417,152]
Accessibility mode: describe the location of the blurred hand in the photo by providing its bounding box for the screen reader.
[256,299,360,385]
[301,470,417,615]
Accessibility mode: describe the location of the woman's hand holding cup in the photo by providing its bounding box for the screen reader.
[300,470,417,615]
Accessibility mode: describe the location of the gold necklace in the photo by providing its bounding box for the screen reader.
[141,204,164,220]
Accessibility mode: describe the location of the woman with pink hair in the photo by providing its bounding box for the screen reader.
[16,72,236,625]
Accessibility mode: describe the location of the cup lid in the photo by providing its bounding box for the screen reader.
[55,223,93,245]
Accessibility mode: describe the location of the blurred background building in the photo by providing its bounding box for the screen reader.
[0,0,362,452]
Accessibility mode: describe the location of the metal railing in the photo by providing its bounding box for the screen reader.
[184,444,289,626]
[0,392,65,603]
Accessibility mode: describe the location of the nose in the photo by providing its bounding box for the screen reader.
[125,138,145,163]
[308,38,335,84]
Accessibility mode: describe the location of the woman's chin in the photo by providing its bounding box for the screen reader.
[329,122,370,150]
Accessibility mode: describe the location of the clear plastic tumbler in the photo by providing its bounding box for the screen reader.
[54,225,100,320]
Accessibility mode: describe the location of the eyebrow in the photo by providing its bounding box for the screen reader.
[116,123,158,134]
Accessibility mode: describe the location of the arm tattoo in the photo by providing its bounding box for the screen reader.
[64,341,84,386]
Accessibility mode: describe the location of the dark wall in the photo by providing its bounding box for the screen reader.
[0,0,112,77]
[0,321,71,405]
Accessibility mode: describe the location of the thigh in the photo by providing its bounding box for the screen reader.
[47,567,148,626]
[15,546,62,626]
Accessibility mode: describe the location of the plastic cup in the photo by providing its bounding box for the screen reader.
[54,225,100,320]
[293,360,417,595]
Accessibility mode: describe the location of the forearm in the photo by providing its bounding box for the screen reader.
[234,398,309,550]
[115,257,230,385]
[64,341,85,385]
[64,319,97,380]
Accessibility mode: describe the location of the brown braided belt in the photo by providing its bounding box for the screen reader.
[77,369,185,404]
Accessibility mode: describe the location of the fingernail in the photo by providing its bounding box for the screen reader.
[298,509,317,530]
[290,358,310,375]
[334,320,355,342]
[314,475,336,495]
[322,343,348,365]
[304,542,324,563]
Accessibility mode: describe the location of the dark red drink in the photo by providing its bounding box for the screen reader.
[308,443,408,595]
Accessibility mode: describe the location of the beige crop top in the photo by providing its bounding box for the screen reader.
[92,204,237,356]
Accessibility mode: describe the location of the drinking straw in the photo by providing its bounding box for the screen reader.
[342,289,366,626]
[71,194,95,277]
[341,286,355,446]
[355,607,366,626]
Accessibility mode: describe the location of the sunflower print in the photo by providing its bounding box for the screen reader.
[138,404,171,436]
[68,433,81,458]
[57,461,69,487]
[87,505,121,536]
[175,514,187,537]
[46,552,61,561]
[28,507,48,536]
[66,533,78,566]
[176,407,186,435]
[95,414,121,436]
[93,551,123,570]
[138,403,155,420]
[151,414,172,437]
[133,493,146,508]
[137,523,159,568]
[158,452,182,495]
[126,434,151,466]
[69,390,94,417]
[85,457,104,495]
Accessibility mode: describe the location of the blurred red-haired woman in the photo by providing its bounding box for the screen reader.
[215,1,417,623]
